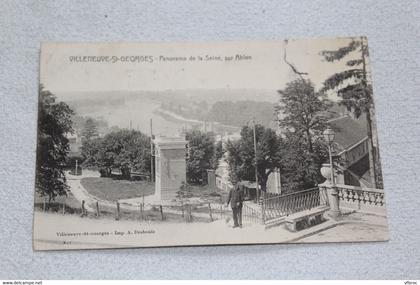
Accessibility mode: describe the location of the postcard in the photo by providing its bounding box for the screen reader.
[33,38,388,250]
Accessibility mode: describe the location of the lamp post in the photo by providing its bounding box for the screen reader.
[323,128,335,186]
[251,118,265,224]
[252,118,259,203]
[246,118,259,202]
[322,127,341,219]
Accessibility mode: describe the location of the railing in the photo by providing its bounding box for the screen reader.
[242,203,261,223]
[335,184,385,206]
[318,183,386,215]
[263,187,328,223]
[264,192,283,199]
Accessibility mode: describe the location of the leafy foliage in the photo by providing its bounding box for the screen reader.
[321,37,382,188]
[277,79,331,153]
[322,69,364,92]
[225,125,283,191]
[176,182,194,201]
[211,140,224,170]
[81,129,151,179]
[82,118,98,140]
[72,115,108,136]
[276,79,331,189]
[321,40,360,62]
[280,131,328,190]
[185,130,220,185]
[80,137,102,168]
[321,37,372,117]
[36,85,74,201]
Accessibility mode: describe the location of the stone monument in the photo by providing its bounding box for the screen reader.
[153,136,188,202]
[266,168,282,194]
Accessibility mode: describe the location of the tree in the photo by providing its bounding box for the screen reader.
[36,85,74,202]
[97,130,151,179]
[225,125,282,192]
[281,131,328,190]
[80,137,102,168]
[321,37,382,188]
[211,140,224,170]
[277,79,331,152]
[276,79,331,189]
[82,118,98,141]
[185,130,217,185]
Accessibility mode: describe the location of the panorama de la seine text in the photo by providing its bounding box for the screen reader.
[68,54,252,63]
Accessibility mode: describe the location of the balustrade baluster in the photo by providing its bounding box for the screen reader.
[362,192,368,204]
[374,194,379,206]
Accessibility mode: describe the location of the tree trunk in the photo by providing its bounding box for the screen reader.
[306,128,313,153]
[366,109,377,188]
[121,167,131,180]
[361,37,377,188]
[48,195,52,210]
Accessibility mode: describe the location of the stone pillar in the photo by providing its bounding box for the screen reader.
[207,169,216,188]
[154,137,188,202]
[266,168,281,194]
[320,163,341,219]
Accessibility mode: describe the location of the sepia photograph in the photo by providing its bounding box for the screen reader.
[33,38,389,250]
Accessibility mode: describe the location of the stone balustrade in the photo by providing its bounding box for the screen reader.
[319,163,387,218]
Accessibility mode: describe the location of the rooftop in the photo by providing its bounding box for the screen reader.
[327,114,367,151]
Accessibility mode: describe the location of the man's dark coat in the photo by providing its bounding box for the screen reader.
[227,183,244,208]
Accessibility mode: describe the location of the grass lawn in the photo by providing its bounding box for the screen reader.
[34,179,225,223]
[81,177,155,201]
[186,185,225,201]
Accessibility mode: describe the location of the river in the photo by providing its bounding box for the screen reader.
[81,96,233,137]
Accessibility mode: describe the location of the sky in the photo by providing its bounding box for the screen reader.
[40,37,366,101]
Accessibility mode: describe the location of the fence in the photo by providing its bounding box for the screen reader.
[263,187,329,223]
[242,203,261,223]
[38,196,233,224]
[37,187,337,225]
[319,184,386,215]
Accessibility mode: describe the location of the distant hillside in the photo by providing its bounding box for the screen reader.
[160,99,276,127]
[56,89,279,105]
[206,101,276,127]
[58,89,279,130]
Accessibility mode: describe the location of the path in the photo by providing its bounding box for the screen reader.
[66,170,222,219]
[67,170,149,212]
[66,170,99,212]
[297,212,389,242]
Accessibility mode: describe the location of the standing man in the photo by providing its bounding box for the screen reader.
[227,181,244,228]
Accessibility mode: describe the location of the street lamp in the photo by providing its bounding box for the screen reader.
[323,127,335,185]
[322,127,341,219]
[323,127,335,145]
[247,118,259,202]
[249,118,264,223]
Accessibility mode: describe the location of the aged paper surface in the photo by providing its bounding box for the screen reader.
[34,38,388,250]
